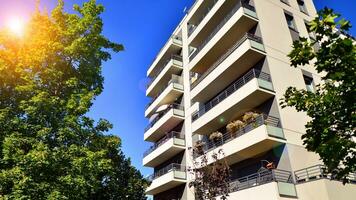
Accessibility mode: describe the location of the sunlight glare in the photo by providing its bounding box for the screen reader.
[6,17,25,37]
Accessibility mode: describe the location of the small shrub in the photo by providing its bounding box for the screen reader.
[209,131,223,142]
[194,141,205,155]
[226,120,245,133]
[242,111,259,123]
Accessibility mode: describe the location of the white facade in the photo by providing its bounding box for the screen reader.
[143,0,356,199]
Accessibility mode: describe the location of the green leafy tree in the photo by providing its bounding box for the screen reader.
[0,0,147,199]
[281,8,355,181]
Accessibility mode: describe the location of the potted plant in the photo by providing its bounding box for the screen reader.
[209,131,223,144]
[242,111,259,123]
[194,141,205,155]
[226,120,245,133]
[226,120,245,137]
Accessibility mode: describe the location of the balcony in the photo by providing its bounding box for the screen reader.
[146,164,186,195]
[227,169,297,198]
[190,33,265,103]
[194,115,286,166]
[147,35,182,77]
[143,131,185,167]
[146,55,183,98]
[295,165,356,199]
[194,114,285,157]
[187,0,220,37]
[294,165,356,184]
[191,69,274,135]
[145,75,184,118]
[189,2,258,73]
[144,104,184,142]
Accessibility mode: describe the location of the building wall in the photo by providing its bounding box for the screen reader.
[254,0,322,172]
[145,0,355,199]
[296,179,356,200]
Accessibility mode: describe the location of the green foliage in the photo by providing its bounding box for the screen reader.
[281,8,355,181]
[0,0,147,199]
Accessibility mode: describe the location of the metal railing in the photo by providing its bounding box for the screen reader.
[189,2,256,62]
[229,169,293,192]
[193,114,281,158]
[294,165,356,184]
[147,55,183,89]
[149,35,182,71]
[148,163,186,181]
[144,104,184,132]
[146,75,183,110]
[143,131,185,157]
[191,33,263,90]
[188,0,219,36]
[192,68,272,121]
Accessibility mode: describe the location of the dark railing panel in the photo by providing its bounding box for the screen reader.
[143,131,185,157]
[191,68,272,122]
[229,169,293,193]
[148,163,186,181]
[145,104,184,132]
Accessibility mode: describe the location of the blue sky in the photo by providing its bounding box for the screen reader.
[0,0,355,177]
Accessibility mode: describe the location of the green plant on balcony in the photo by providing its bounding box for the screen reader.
[209,131,223,143]
[242,111,259,123]
[226,120,245,137]
[193,141,206,155]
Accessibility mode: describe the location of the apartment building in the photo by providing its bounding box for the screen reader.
[143,0,356,199]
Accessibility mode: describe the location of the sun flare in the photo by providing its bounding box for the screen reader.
[6,17,25,37]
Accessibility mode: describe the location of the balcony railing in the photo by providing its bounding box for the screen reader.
[189,2,256,62]
[143,131,185,157]
[192,69,272,121]
[150,35,182,70]
[147,55,183,89]
[229,169,293,192]
[145,104,184,132]
[146,75,183,109]
[148,163,186,181]
[191,33,263,90]
[193,114,281,158]
[188,0,219,36]
[294,165,356,184]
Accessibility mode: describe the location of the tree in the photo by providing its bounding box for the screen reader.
[281,8,355,181]
[0,0,148,199]
[188,143,231,200]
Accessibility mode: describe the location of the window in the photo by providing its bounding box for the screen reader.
[285,13,296,30]
[297,0,308,14]
[303,75,314,92]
